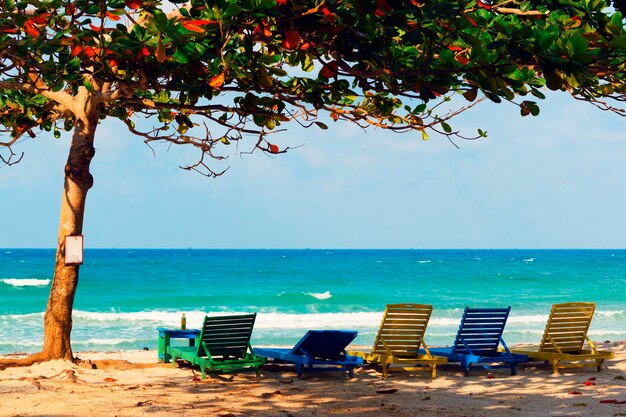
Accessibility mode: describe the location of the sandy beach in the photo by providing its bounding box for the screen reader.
[1,341,624,417]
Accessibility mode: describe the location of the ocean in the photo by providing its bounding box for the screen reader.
[0,249,625,355]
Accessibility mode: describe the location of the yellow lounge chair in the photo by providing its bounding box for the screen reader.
[347,303,446,377]
[513,302,614,374]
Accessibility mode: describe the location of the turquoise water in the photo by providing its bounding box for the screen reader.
[0,249,625,354]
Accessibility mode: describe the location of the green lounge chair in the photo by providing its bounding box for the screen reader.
[169,313,266,379]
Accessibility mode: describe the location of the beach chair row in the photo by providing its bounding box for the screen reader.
[165,302,614,379]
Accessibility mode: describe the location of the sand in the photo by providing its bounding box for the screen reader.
[1,341,625,417]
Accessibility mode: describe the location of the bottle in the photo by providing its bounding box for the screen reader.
[181,313,186,330]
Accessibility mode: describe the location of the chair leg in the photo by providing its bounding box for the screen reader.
[511,365,517,376]
[461,358,471,376]
[596,359,604,372]
[382,361,390,378]
[430,364,437,379]
[550,359,560,375]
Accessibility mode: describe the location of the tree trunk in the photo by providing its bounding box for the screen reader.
[40,106,99,361]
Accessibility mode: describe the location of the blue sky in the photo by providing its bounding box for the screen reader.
[1,91,625,249]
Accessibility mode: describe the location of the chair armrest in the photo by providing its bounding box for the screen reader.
[584,335,599,354]
[419,336,433,358]
[546,335,563,354]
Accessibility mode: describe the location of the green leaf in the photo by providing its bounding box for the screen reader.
[173,47,190,64]
[441,122,452,133]
[414,103,427,113]
[315,121,328,130]
[82,79,95,92]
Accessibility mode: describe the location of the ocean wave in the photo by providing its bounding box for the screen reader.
[78,338,138,346]
[596,310,625,318]
[417,260,431,264]
[2,310,624,333]
[67,310,384,329]
[304,291,332,300]
[0,340,42,347]
[1,278,50,287]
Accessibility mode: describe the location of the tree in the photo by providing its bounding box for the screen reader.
[0,0,624,365]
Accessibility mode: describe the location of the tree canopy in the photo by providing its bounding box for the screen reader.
[1,0,624,172]
[0,0,624,363]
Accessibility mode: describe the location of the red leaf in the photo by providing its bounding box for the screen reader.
[89,23,102,32]
[321,7,336,24]
[0,28,19,34]
[587,377,597,381]
[583,381,596,386]
[455,54,470,66]
[208,72,225,89]
[600,400,618,404]
[186,19,218,26]
[276,0,287,6]
[106,12,121,21]
[108,58,118,68]
[374,8,386,17]
[104,377,116,382]
[24,22,40,37]
[568,391,583,395]
[262,23,272,37]
[269,144,279,153]
[31,14,50,24]
[448,45,463,51]
[464,13,477,27]
[477,0,492,10]
[141,46,150,56]
[182,21,205,33]
[84,46,102,57]
[281,28,300,50]
[65,4,76,15]
[320,61,338,79]
[437,19,452,31]
[125,0,142,10]
[71,44,83,56]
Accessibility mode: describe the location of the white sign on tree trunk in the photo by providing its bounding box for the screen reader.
[65,235,84,265]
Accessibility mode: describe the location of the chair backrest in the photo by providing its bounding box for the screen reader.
[452,307,510,354]
[290,330,357,359]
[371,303,432,356]
[197,313,257,358]
[539,302,596,353]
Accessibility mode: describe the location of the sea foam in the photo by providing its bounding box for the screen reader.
[1,278,50,287]
[304,291,332,300]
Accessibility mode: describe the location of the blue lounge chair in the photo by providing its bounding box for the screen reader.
[423,307,528,376]
[254,330,363,378]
